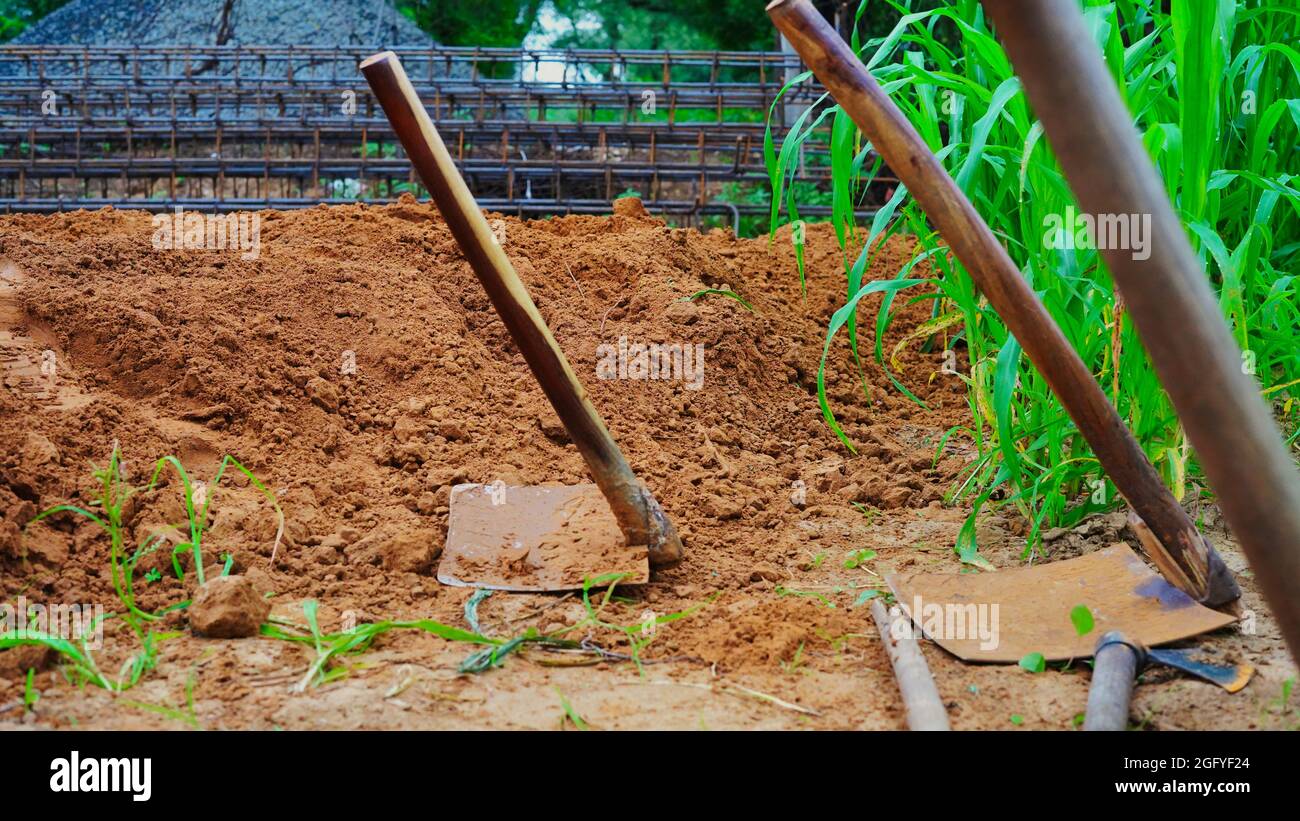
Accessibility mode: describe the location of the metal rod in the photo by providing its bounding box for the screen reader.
[1084,632,1144,731]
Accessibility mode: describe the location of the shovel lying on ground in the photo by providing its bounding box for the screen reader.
[886,544,1240,664]
[360,51,683,591]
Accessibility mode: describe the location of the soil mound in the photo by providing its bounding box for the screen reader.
[0,197,993,728]
[0,197,966,615]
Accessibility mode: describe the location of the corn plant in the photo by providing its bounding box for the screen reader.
[767,0,1299,562]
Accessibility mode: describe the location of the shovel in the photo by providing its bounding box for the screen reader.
[885,544,1240,664]
[765,0,1239,610]
[884,545,1249,729]
[360,52,683,591]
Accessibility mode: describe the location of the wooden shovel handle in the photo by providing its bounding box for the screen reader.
[1084,632,1144,731]
[360,51,682,567]
[767,0,1237,606]
[985,0,1300,664]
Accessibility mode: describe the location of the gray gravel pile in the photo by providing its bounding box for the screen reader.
[0,0,448,84]
[12,0,432,46]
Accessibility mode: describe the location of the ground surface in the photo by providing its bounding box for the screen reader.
[1,199,1295,730]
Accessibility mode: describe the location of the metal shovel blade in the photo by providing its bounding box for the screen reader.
[886,543,1238,663]
[439,483,650,592]
[1147,647,1254,693]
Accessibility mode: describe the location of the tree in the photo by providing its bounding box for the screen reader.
[546,0,775,52]
[396,0,546,48]
[0,0,73,42]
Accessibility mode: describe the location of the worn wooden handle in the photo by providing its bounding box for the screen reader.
[1084,632,1143,731]
[871,599,951,731]
[766,0,1237,606]
[984,0,1300,667]
[360,51,683,567]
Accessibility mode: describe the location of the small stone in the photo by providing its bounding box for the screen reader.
[306,377,339,413]
[188,575,270,638]
[612,196,650,219]
[380,529,440,574]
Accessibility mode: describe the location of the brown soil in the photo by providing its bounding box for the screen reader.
[0,197,1294,730]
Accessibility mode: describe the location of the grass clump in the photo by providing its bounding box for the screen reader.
[264,573,715,689]
[0,445,283,693]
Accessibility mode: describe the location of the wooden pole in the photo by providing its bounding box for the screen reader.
[870,599,950,731]
[360,51,683,567]
[765,0,1238,607]
[984,0,1300,668]
[1083,632,1143,731]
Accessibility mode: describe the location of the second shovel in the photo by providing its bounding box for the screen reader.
[360,51,683,591]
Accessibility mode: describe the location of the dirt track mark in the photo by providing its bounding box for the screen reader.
[0,261,94,412]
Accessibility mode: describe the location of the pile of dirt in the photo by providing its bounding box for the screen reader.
[0,196,967,616]
[0,197,1288,730]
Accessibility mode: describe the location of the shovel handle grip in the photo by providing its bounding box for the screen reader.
[360,51,682,567]
[1084,632,1145,731]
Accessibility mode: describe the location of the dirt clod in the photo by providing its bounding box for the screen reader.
[379,530,440,574]
[306,377,339,413]
[22,433,59,466]
[664,299,700,325]
[611,196,651,219]
[0,644,56,680]
[188,575,270,638]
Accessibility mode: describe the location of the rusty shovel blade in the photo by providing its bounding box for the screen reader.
[886,544,1238,663]
[439,483,650,592]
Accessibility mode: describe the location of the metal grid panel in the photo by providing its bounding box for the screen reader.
[0,46,892,229]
